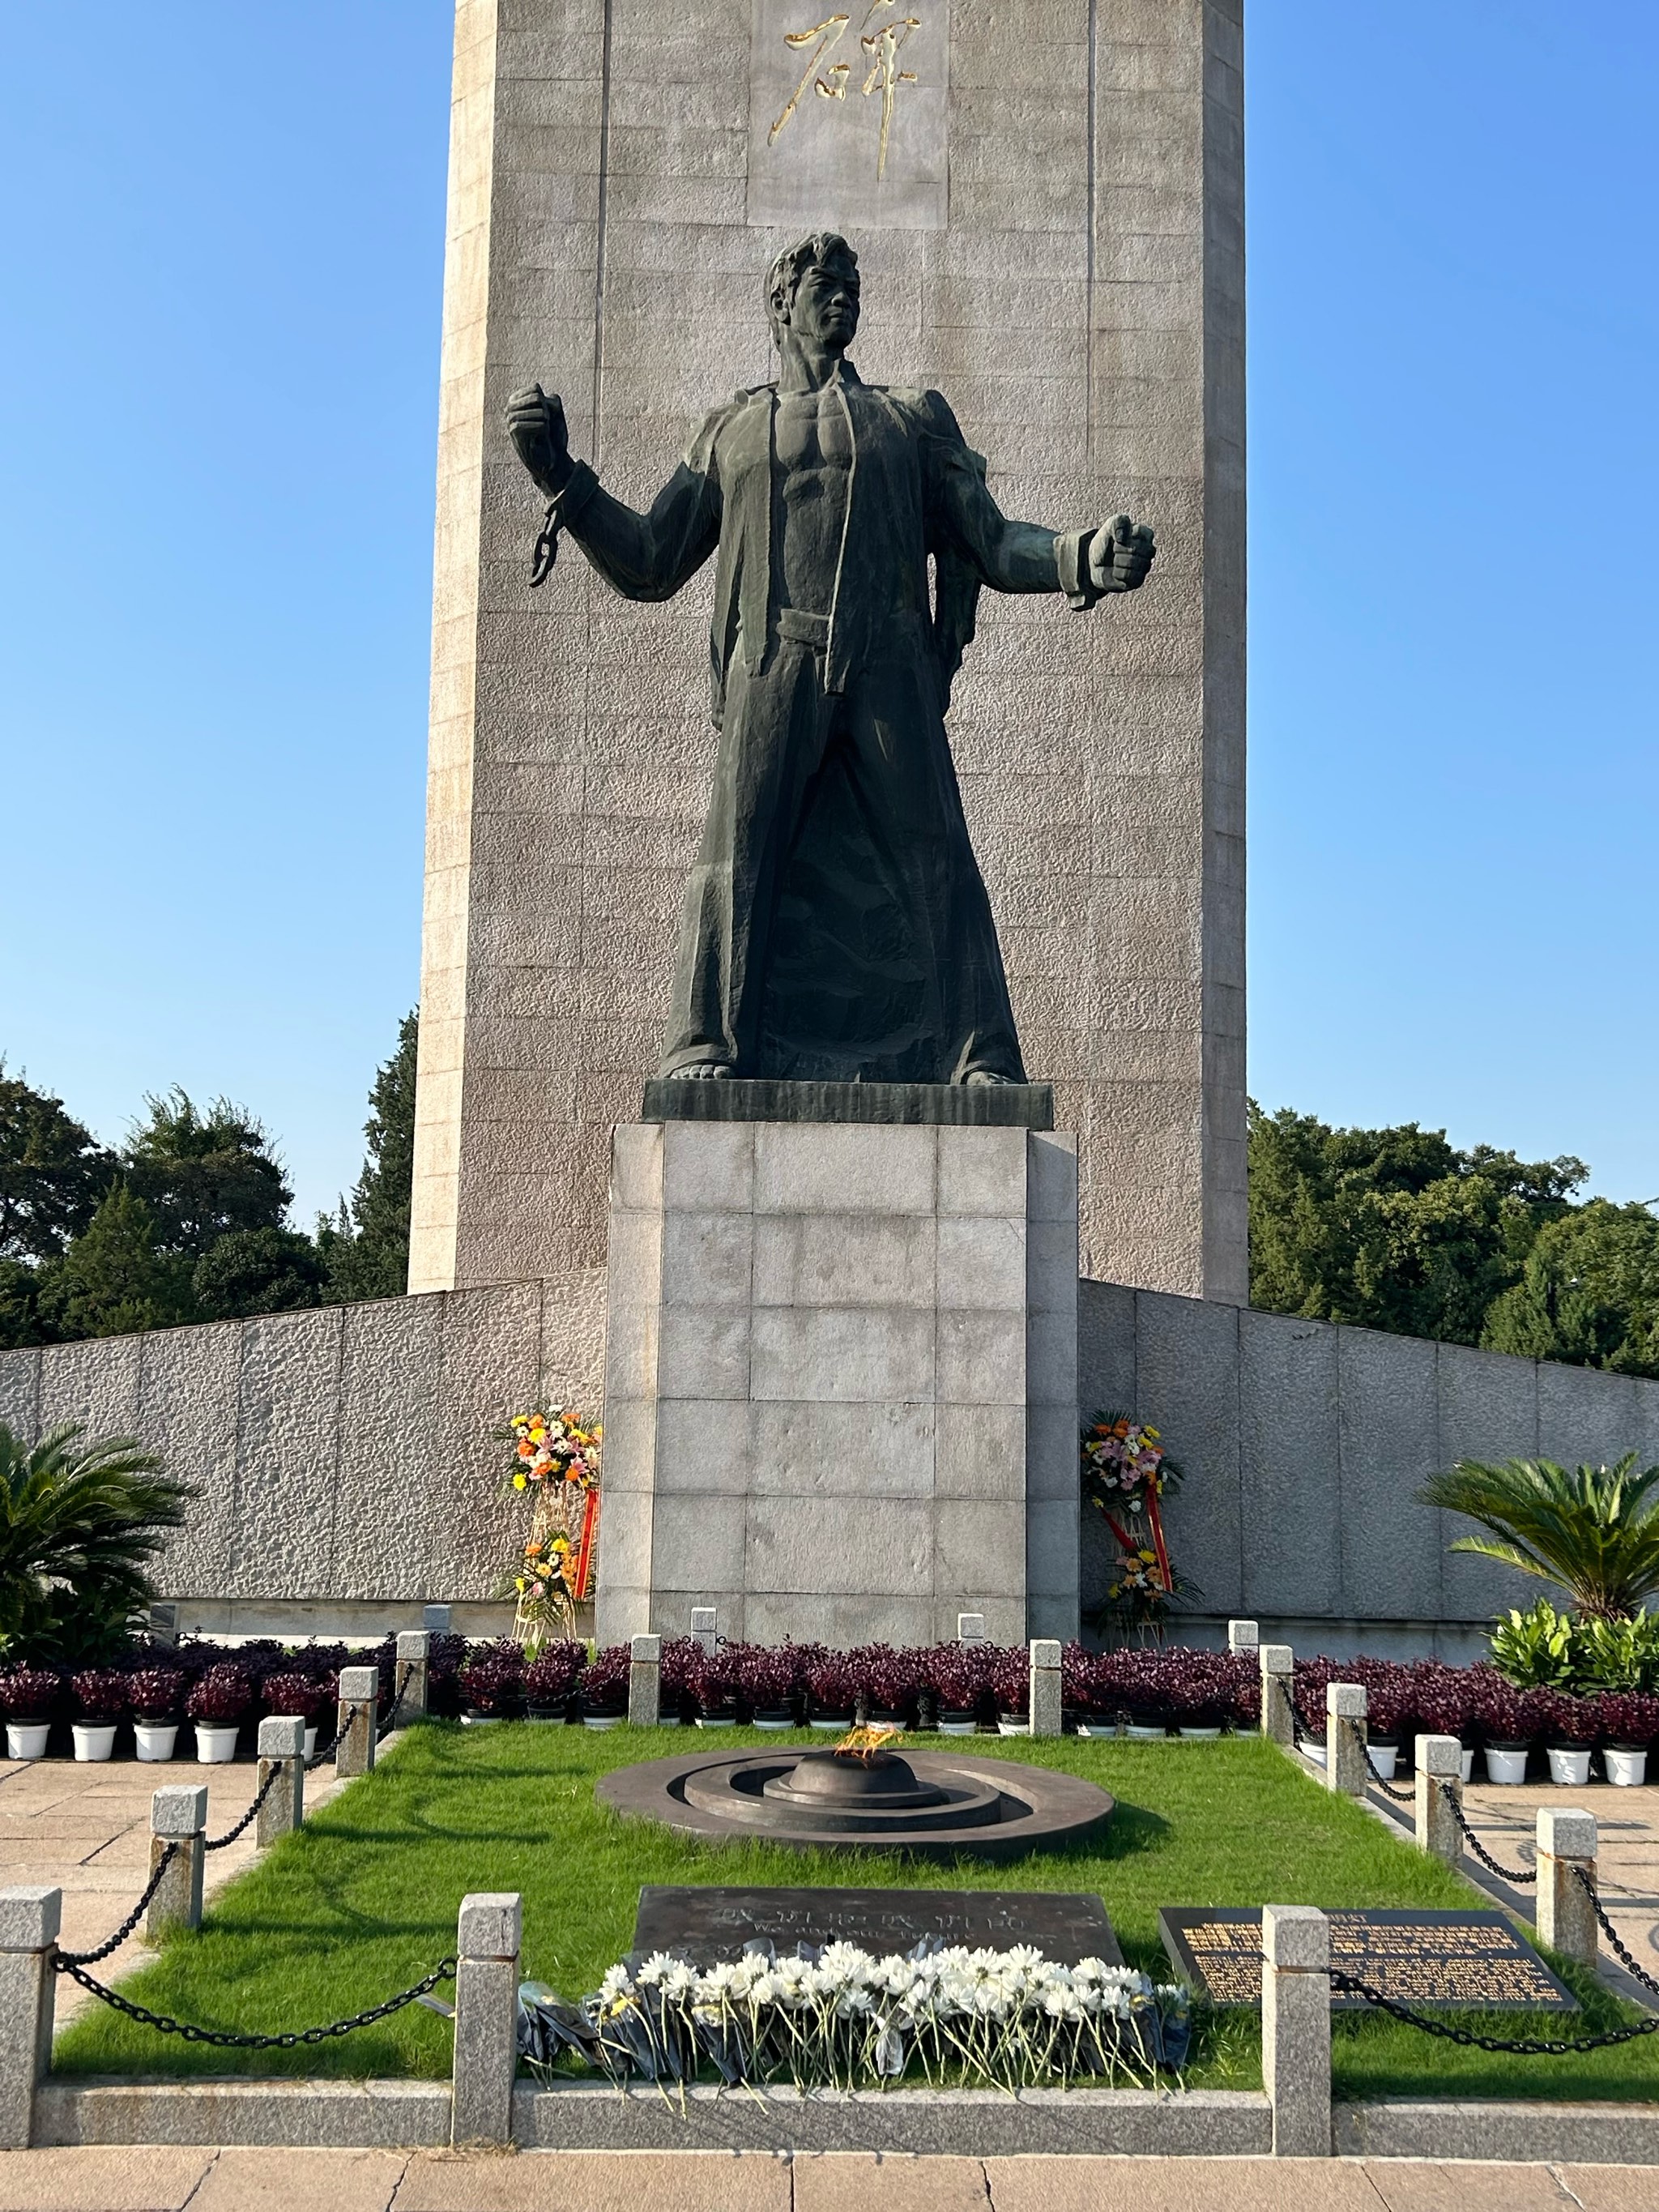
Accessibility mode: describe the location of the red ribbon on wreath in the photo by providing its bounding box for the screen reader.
[571,1486,599,1601]
[1101,1498,1173,1598]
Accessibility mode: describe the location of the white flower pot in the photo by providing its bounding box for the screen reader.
[810,1719,851,1732]
[582,1714,623,1731]
[1299,1737,1326,1768]
[997,1717,1030,1736]
[1368,1743,1400,1781]
[753,1717,793,1732]
[6,1721,51,1761]
[303,1725,318,1761]
[936,1719,979,1736]
[134,1720,180,1762]
[194,1723,241,1764]
[1606,1747,1648,1787]
[1483,1745,1529,1786]
[72,1723,117,1762]
[1461,1746,1475,1784]
[1125,1723,1166,1740]
[1547,1746,1593,1787]
[459,1713,501,1725]
[1177,1726,1222,1740]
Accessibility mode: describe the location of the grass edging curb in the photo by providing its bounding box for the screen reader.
[1337,2099,1659,2164]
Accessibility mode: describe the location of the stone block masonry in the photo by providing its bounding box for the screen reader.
[410,0,1247,1306]
[597,1119,1080,1646]
[4,1271,1657,1641]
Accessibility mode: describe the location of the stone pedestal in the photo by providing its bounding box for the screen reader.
[597,1118,1078,1648]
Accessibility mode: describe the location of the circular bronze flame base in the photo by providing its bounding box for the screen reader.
[598,1746,1115,1860]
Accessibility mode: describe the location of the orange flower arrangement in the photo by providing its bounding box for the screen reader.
[498,1408,602,1648]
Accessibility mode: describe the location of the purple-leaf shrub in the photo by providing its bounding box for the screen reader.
[733,1641,800,1713]
[853,1643,922,1717]
[524,1643,584,1707]
[804,1652,859,1717]
[186,1665,254,1724]
[579,1643,631,1710]
[1469,1675,1548,1746]
[1597,1691,1659,1747]
[0,1667,63,1719]
[1540,1689,1600,1747]
[1409,1662,1475,1739]
[70,1670,130,1722]
[127,1668,186,1720]
[932,1642,996,1713]
[459,1642,525,1717]
[261,1672,330,1721]
[990,1646,1029,1715]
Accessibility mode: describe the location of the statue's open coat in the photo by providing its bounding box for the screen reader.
[556,363,1095,1082]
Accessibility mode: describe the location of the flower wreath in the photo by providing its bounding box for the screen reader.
[497,1409,601,1646]
[1080,1411,1189,1623]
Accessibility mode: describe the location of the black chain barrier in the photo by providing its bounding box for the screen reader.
[1326,1963,1659,2055]
[305,1717,342,1772]
[53,1952,457,2048]
[1571,1863,1659,2001]
[203,1760,284,1851]
[377,1663,412,1744]
[53,1845,180,1971]
[1436,1782,1537,1884]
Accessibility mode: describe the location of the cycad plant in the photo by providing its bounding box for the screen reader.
[1418,1454,1659,1621]
[0,1422,194,1663]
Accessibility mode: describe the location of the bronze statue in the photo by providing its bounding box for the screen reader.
[506,232,1154,1087]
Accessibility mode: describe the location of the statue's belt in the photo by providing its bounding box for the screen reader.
[773,607,831,648]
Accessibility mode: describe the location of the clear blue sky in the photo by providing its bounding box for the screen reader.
[2,3,1655,1226]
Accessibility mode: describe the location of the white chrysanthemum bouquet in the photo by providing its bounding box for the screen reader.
[518,1939,1191,2090]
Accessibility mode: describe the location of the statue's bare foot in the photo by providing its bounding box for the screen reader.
[963,1069,1016,1087]
[667,1062,734,1080]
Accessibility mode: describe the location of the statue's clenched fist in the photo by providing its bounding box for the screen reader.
[1088,514,1156,595]
[505,382,571,498]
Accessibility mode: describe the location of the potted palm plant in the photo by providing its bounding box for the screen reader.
[0,1667,62,1760]
[70,1669,129,1761]
[129,1667,186,1761]
[186,1663,253,1761]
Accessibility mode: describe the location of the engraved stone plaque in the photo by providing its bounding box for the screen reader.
[1158,1907,1577,2012]
[746,0,949,230]
[635,1885,1122,1965]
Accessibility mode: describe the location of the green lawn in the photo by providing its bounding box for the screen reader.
[50,1724,1658,2101]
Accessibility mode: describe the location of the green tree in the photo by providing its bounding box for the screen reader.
[0,1420,194,1663]
[1248,1103,1585,1344]
[320,1010,416,1303]
[0,1259,48,1351]
[193,1227,327,1320]
[35,1185,193,1339]
[122,1089,292,1259]
[1482,1198,1659,1378]
[0,1065,115,1262]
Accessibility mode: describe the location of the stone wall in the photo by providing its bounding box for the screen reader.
[5,1272,1656,1650]
[411,0,1248,1306]
[1084,1282,1659,1658]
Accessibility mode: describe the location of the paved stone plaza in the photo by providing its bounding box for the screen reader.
[0,2146,1657,2210]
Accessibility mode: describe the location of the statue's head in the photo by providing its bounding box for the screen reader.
[765,232,860,353]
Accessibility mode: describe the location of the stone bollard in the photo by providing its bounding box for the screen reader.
[148,1784,207,1938]
[1259,1645,1294,1748]
[1415,1734,1464,1866]
[1326,1683,1368,1796]
[0,1885,60,2148]
[690,1606,717,1655]
[393,1632,430,1729]
[336,1665,380,1779]
[629,1634,662,1727]
[1262,1905,1331,2157]
[255,1716,305,1847]
[1029,1639,1063,1737]
[957,1612,987,1646]
[1535,1808,1598,1966]
[451,1891,522,2147]
[1228,1619,1259,1654]
[423,1603,452,1634]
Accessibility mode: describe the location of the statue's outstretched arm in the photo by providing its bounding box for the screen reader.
[922,392,1155,606]
[504,383,720,604]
